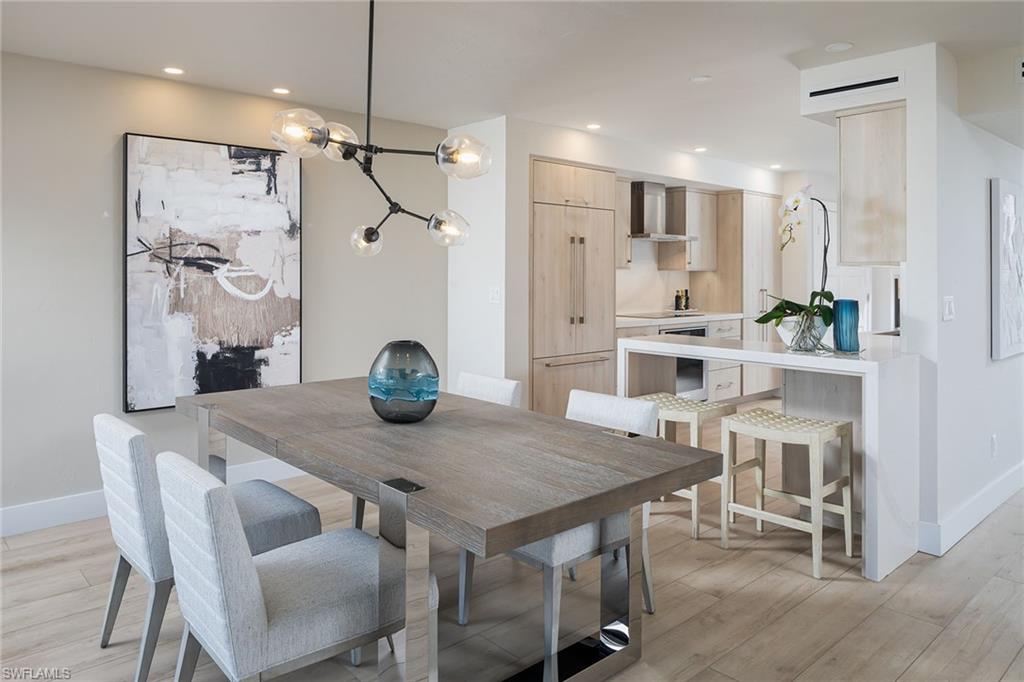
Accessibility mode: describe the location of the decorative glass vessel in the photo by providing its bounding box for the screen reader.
[368,340,439,423]
[775,314,828,352]
[833,299,861,353]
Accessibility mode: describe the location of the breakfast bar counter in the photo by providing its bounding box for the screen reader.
[617,333,921,581]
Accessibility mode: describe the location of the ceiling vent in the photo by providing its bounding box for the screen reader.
[808,73,901,100]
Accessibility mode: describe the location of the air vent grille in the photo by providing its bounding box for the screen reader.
[809,75,900,98]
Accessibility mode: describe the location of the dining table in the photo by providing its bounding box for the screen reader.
[176,377,721,681]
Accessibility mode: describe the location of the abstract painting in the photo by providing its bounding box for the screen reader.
[124,133,301,412]
[991,178,1024,360]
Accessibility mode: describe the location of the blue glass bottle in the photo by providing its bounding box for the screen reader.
[368,340,439,423]
[833,299,860,353]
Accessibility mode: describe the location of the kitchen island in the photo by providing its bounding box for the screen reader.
[617,333,920,581]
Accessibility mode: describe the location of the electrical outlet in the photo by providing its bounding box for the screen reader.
[942,296,956,321]
[488,286,501,304]
[991,434,998,459]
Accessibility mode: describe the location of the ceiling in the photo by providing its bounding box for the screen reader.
[3,2,1021,174]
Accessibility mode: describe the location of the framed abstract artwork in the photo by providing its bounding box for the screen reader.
[991,178,1024,360]
[124,133,301,412]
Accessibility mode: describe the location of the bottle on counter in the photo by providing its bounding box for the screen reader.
[674,289,682,311]
[683,288,691,310]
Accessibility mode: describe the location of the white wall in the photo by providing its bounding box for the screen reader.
[501,117,782,394]
[956,45,1024,148]
[934,47,1024,548]
[1,54,448,519]
[446,116,506,383]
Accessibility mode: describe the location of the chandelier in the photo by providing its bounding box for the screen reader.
[269,0,491,256]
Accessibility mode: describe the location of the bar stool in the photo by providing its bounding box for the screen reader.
[720,408,854,579]
[635,393,737,539]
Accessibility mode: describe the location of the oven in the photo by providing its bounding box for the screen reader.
[659,325,708,400]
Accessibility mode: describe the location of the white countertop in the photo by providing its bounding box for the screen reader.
[617,332,911,372]
[615,312,745,329]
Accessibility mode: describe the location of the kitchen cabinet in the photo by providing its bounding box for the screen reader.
[532,352,615,418]
[658,187,718,271]
[615,178,632,268]
[531,159,617,413]
[838,103,907,264]
[533,160,615,210]
[708,366,741,401]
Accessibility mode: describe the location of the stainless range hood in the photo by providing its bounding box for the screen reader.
[629,181,696,242]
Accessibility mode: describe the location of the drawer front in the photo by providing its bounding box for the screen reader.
[708,359,740,371]
[708,319,741,338]
[616,325,661,338]
[708,367,741,401]
[531,352,615,417]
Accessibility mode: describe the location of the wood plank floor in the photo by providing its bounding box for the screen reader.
[2,401,1022,681]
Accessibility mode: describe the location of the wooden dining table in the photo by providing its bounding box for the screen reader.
[176,377,720,681]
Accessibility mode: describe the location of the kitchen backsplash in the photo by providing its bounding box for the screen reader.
[615,240,691,313]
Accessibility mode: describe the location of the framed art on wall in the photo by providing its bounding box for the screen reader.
[124,133,301,412]
[991,178,1024,361]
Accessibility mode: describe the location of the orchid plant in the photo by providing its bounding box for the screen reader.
[755,185,835,351]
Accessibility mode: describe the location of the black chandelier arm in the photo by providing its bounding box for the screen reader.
[375,147,437,157]
[399,207,431,223]
[365,0,375,147]
[365,170,395,205]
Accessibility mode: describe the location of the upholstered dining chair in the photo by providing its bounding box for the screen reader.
[450,372,523,625]
[93,414,322,682]
[457,390,658,677]
[156,452,422,682]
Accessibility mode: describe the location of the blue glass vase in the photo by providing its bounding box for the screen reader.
[368,340,439,423]
[833,299,860,353]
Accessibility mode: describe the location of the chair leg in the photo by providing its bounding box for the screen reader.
[386,634,395,653]
[754,438,766,533]
[350,647,362,666]
[612,547,620,561]
[100,554,132,648]
[841,432,855,558]
[720,428,736,549]
[567,566,577,582]
[809,439,825,579]
[641,501,655,614]
[174,624,202,682]
[543,564,562,682]
[689,417,702,539]
[135,578,173,682]
[457,548,475,625]
[352,496,366,530]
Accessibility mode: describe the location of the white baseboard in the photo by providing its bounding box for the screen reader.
[918,461,1024,556]
[0,457,306,538]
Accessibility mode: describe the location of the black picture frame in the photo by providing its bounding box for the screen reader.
[122,132,302,413]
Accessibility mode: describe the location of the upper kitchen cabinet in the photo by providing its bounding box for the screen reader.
[533,159,616,210]
[658,187,718,271]
[837,103,907,265]
[615,177,632,268]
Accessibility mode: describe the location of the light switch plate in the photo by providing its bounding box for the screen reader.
[942,296,956,321]
[488,287,501,304]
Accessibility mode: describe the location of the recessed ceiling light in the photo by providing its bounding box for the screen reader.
[163,66,184,75]
[272,87,291,95]
[693,147,707,153]
[825,42,854,53]
[770,164,782,170]
[690,75,712,84]
[586,123,601,130]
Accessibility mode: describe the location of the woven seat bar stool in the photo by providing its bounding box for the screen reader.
[720,408,854,579]
[635,393,737,539]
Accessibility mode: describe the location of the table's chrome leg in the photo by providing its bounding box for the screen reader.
[379,479,434,682]
[195,406,226,482]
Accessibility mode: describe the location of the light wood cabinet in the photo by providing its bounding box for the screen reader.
[658,188,718,271]
[708,366,741,401]
[614,178,632,268]
[616,325,660,338]
[533,160,615,210]
[576,209,616,354]
[531,352,615,417]
[838,104,907,264]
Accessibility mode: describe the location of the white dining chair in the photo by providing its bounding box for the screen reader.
[448,371,524,625]
[457,390,657,679]
[156,451,426,682]
[93,414,321,682]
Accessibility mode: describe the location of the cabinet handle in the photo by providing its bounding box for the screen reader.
[579,236,586,324]
[544,356,610,368]
[715,381,734,391]
[569,236,576,324]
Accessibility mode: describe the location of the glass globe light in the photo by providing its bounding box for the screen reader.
[435,134,492,180]
[322,122,360,162]
[270,108,327,158]
[351,226,383,257]
[426,209,470,247]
